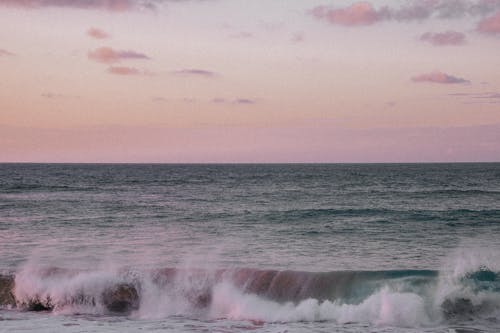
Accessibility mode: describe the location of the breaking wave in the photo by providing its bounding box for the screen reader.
[1,255,499,327]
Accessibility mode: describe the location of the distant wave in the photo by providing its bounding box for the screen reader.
[1,265,499,326]
[261,208,500,222]
[1,184,97,192]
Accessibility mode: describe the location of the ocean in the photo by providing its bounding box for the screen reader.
[1,163,499,332]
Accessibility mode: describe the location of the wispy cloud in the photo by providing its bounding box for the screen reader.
[211,97,257,105]
[41,92,79,99]
[88,47,150,64]
[0,48,15,56]
[108,66,150,75]
[211,98,226,103]
[477,11,500,34]
[234,98,256,105]
[0,0,136,11]
[152,96,168,103]
[311,3,379,26]
[449,91,500,103]
[412,71,470,84]
[420,31,466,46]
[87,27,110,39]
[311,1,500,27]
[41,92,64,99]
[171,69,218,78]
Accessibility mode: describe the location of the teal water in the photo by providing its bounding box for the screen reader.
[1,163,499,332]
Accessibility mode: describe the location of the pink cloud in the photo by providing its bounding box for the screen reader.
[108,66,145,75]
[477,11,500,34]
[420,31,466,45]
[412,71,470,84]
[87,27,110,39]
[311,2,380,26]
[88,47,149,64]
[0,48,14,56]
[0,0,135,11]
[311,1,500,27]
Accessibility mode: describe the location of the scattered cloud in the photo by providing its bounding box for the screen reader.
[87,27,110,39]
[477,11,500,34]
[88,47,150,64]
[311,2,379,26]
[420,31,466,46]
[412,71,470,84]
[0,48,14,56]
[171,69,218,78]
[311,1,500,27]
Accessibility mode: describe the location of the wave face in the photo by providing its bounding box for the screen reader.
[1,264,499,326]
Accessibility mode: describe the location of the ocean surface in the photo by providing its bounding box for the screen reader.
[0,163,499,332]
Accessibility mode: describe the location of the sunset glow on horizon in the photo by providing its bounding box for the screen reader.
[1,0,500,163]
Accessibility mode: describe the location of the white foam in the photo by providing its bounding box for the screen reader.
[13,263,124,314]
[209,282,431,327]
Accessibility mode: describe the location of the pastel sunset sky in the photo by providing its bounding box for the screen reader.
[1,0,500,162]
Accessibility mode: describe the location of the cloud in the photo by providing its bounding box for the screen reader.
[412,71,470,84]
[210,97,257,105]
[477,11,500,34]
[0,48,14,56]
[420,31,466,45]
[0,0,137,11]
[234,98,256,105]
[41,92,64,98]
[152,96,168,103]
[449,91,500,103]
[311,2,380,26]
[108,66,147,75]
[41,92,79,99]
[171,69,218,78]
[88,47,150,64]
[87,27,110,39]
[311,1,500,27]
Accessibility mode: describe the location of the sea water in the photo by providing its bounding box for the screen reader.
[0,163,499,332]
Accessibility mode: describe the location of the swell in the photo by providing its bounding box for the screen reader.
[260,208,500,223]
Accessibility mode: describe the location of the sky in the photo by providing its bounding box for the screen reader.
[1,0,500,163]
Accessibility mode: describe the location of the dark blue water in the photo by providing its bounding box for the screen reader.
[0,163,499,332]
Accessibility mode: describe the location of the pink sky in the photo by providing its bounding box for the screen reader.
[1,0,500,162]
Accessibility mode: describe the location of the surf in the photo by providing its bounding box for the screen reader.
[1,264,499,327]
